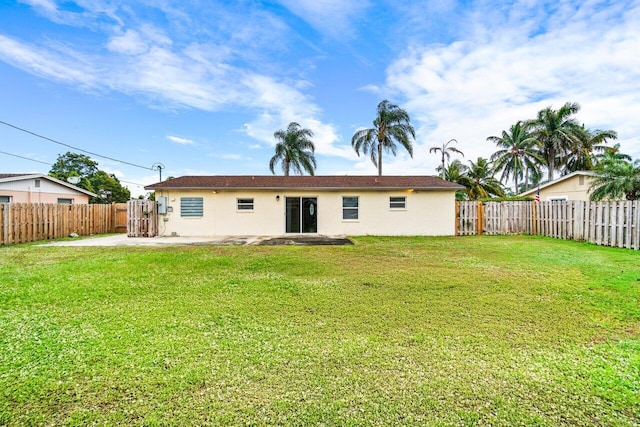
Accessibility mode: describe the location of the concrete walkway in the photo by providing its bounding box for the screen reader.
[40,234,353,247]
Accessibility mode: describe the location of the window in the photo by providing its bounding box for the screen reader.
[0,195,11,203]
[180,197,203,217]
[548,196,568,202]
[57,198,73,204]
[34,179,41,188]
[342,196,358,220]
[390,196,406,209]
[579,175,585,185]
[237,198,254,211]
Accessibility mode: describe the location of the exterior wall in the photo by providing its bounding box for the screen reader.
[0,177,90,204]
[155,189,457,236]
[539,175,594,201]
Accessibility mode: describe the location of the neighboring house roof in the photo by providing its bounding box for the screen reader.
[145,175,465,191]
[519,171,596,196]
[0,173,97,197]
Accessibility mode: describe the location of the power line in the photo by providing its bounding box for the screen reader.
[0,149,146,187]
[0,120,154,171]
[0,150,51,165]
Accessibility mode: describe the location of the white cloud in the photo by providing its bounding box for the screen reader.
[276,0,370,38]
[166,135,194,145]
[382,0,640,175]
[107,30,148,55]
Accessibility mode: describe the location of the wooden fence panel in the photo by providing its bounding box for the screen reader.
[0,203,122,245]
[127,200,158,237]
[456,200,640,250]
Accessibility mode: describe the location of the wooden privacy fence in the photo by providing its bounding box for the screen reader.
[457,200,640,250]
[127,200,158,237]
[0,203,125,245]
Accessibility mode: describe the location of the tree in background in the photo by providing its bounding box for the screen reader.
[269,122,316,176]
[563,125,617,174]
[49,152,131,203]
[436,159,469,200]
[589,144,640,201]
[529,102,582,181]
[457,157,506,200]
[488,121,542,192]
[351,100,415,176]
[429,138,464,180]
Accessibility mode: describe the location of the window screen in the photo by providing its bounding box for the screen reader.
[237,198,254,211]
[342,196,358,220]
[390,196,406,209]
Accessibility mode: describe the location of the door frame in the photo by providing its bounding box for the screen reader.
[284,196,318,234]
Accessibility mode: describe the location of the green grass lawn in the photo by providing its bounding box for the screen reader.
[0,236,638,426]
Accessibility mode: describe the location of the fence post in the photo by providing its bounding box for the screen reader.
[455,202,460,236]
[477,201,484,236]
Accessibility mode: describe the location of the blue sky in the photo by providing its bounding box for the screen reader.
[1,0,639,196]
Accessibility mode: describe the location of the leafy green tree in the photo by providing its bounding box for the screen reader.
[590,158,640,201]
[88,170,131,203]
[269,122,316,176]
[430,138,464,180]
[563,125,617,174]
[49,152,131,203]
[529,102,582,181]
[436,159,469,200]
[457,157,506,200]
[488,121,543,192]
[352,100,415,176]
[50,152,98,189]
[595,143,631,165]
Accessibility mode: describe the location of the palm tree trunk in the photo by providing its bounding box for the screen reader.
[378,143,382,176]
[284,159,290,176]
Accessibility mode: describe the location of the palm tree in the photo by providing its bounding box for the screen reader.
[590,158,640,201]
[457,157,506,200]
[595,143,631,165]
[351,100,415,176]
[430,139,464,180]
[436,159,469,200]
[488,121,543,192]
[563,125,617,174]
[529,102,582,181]
[269,122,316,176]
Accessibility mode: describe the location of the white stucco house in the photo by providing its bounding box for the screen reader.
[145,175,464,236]
[519,171,596,201]
[0,173,96,204]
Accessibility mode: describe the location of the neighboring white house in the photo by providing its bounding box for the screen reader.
[519,171,597,201]
[145,175,464,236]
[0,173,96,204]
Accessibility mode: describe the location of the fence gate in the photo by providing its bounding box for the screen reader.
[127,200,158,237]
[113,203,128,233]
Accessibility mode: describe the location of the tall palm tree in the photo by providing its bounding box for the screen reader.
[269,122,316,176]
[430,139,464,180]
[351,100,415,176]
[563,125,617,174]
[457,157,506,200]
[529,102,582,182]
[590,158,640,201]
[488,121,543,192]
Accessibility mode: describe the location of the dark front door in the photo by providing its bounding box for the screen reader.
[286,197,317,233]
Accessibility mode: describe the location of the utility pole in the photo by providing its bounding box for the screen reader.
[152,162,165,182]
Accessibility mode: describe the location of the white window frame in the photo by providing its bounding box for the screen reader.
[389,196,407,210]
[547,196,568,202]
[237,198,254,212]
[342,196,359,221]
[57,198,73,204]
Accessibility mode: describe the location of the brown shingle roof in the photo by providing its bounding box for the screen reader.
[145,175,464,191]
